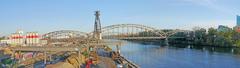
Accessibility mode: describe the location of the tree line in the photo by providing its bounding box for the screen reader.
[181,27,240,47]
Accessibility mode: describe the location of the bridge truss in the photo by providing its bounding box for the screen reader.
[41,24,188,40]
[101,24,186,40]
[42,30,89,39]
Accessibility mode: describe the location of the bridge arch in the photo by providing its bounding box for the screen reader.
[101,24,167,39]
[42,30,89,39]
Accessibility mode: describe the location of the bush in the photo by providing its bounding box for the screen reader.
[235,40,240,47]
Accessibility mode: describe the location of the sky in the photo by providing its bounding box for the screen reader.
[0,0,240,36]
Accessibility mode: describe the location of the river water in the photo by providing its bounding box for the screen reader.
[110,40,240,68]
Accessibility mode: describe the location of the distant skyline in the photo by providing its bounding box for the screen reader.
[0,0,240,36]
[237,15,240,26]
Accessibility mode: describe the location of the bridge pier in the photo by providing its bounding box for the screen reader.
[165,38,169,46]
[44,51,47,65]
[116,44,121,54]
[78,51,81,68]
[49,55,52,62]
[11,51,16,68]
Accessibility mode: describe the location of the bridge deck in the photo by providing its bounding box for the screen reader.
[11,46,83,52]
[103,37,184,39]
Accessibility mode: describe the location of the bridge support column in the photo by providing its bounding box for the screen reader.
[44,51,47,65]
[116,44,120,54]
[78,51,81,68]
[18,51,21,63]
[11,51,16,68]
[165,38,169,46]
[49,55,52,62]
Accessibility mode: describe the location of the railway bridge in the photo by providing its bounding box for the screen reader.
[5,11,191,68]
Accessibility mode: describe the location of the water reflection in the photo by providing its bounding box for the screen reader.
[109,40,240,68]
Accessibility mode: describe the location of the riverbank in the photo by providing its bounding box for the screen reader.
[125,39,240,48]
[122,40,240,54]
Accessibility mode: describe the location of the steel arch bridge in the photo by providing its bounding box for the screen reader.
[42,24,187,40]
[101,24,186,40]
[42,30,88,39]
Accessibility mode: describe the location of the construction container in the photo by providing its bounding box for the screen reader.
[23,52,33,59]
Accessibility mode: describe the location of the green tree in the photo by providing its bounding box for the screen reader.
[216,28,233,46]
[207,27,217,45]
[232,29,240,47]
[235,40,240,47]
[193,27,207,45]
[0,37,4,40]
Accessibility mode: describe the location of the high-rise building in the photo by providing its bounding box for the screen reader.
[237,15,240,26]
[217,25,231,32]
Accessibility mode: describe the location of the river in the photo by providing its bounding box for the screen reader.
[110,40,240,68]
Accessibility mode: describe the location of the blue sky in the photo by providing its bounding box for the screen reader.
[0,0,240,36]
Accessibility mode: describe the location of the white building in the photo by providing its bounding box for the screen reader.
[0,39,11,44]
